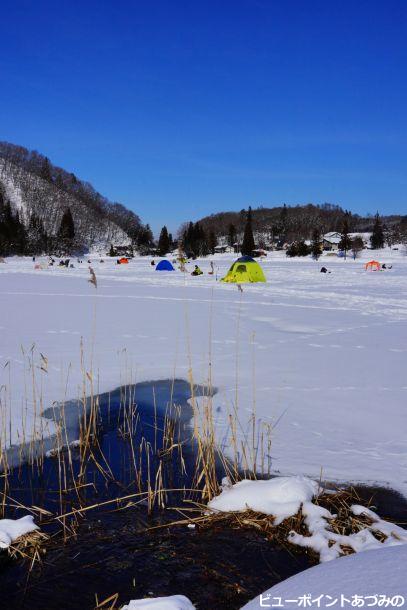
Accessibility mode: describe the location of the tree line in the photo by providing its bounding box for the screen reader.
[195,203,406,249]
[285,212,387,258]
[0,189,81,256]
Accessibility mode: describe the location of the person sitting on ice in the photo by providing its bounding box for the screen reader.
[320,266,331,273]
[151,260,155,266]
[191,265,203,276]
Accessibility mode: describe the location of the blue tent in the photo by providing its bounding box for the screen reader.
[156,259,175,271]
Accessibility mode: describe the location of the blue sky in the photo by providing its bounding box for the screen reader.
[1,0,406,233]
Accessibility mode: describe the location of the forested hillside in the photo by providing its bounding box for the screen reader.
[0,141,151,254]
[194,204,404,246]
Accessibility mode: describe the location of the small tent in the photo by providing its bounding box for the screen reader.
[156,259,175,271]
[221,255,266,283]
[119,257,129,264]
[365,260,380,271]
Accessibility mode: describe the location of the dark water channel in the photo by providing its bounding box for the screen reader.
[0,380,406,609]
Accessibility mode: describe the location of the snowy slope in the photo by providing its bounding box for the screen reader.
[0,160,131,249]
[0,249,406,494]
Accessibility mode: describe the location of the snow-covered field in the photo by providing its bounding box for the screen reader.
[0,249,406,494]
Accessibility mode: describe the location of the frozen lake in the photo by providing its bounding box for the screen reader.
[0,249,406,494]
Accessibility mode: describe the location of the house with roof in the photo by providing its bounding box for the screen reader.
[323,232,342,251]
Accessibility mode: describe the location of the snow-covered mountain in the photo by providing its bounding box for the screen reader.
[0,142,143,251]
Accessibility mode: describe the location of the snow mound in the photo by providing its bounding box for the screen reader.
[0,515,39,549]
[121,595,195,609]
[289,503,407,562]
[241,544,407,609]
[208,476,407,562]
[208,476,320,525]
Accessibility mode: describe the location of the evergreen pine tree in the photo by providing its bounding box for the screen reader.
[311,228,322,260]
[297,240,310,256]
[158,225,170,255]
[55,174,64,190]
[40,157,52,182]
[280,204,288,233]
[182,222,209,257]
[228,223,237,249]
[241,207,255,256]
[0,201,27,255]
[137,224,154,252]
[58,208,75,240]
[194,222,208,257]
[339,212,352,258]
[57,208,75,254]
[208,230,217,254]
[370,212,384,249]
[183,222,194,256]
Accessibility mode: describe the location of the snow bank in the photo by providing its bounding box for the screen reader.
[208,476,407,562]
[0,515,39,549]
[241,544,407,609]
[208,476,319,525]
[121,595,195,609]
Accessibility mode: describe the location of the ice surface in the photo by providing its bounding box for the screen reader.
[0,250,406,493]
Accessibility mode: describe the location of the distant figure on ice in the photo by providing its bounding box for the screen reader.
[191,265,203,276]
[208,261,214,275]
[151,260,155,266]
[320,267,331,273]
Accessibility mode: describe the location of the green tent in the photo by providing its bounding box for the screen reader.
[221,256,266,283]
